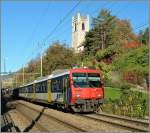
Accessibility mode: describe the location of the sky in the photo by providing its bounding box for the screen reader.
[1,0,149,73]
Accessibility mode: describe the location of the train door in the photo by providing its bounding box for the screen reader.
[63,76,70,106]
[47,80,52,102]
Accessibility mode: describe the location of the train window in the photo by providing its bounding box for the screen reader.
[36,85,38,92]
[30,86,32,93]
[43,86,45,93]
[44,84,46,92]
[38,84,41,93]
[43,82,46,92]
[41,85,43,93]
[31,86,33,93]
[72,73,101,88]
[40,84,43,93]
[28,87,29,93]
[40,86,42,93]
[37,86,39,93]
[39,85,41,93]
[35,85,37,92]
[42,85,44,93]
[45,81,47,92]
[57,79,61,92]
[52,80,57,92]
[82,23,85,30]
[37,85,39,93]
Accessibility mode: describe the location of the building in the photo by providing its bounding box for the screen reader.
[72,12,90,53]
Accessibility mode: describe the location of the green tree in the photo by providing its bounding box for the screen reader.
[113,45,149,88]
[43,42,80,75]
[83,9,137,57]
[13,42,81,85]
[139,27,149,45]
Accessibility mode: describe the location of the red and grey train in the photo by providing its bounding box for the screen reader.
[13,68,104,112]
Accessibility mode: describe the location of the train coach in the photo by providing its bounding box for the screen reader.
[14,68,104,112]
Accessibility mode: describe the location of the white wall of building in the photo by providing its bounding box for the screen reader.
[72,12,89,53]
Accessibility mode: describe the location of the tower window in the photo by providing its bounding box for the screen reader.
[75,23,77,32]
[82,23,85,30]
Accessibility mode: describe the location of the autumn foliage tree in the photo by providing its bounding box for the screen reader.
[42,42,80,76]
[83,9,137,57]
[15,42,80,85]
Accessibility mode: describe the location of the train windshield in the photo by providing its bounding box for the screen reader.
[72,73,101,88]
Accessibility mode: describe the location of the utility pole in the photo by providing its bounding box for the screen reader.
[40,53,43,77]
[15,73,17,87]
[38,42,43,77]
[22,65,25,85]
[81,62,83,67]
[4,58,6,73]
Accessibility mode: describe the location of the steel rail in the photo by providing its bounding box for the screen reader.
[15,105,49,132]
[95,112,149,127]
[16,102,87,132]
[77,113,149,132]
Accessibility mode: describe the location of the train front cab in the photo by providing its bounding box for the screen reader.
[69,69,104,112]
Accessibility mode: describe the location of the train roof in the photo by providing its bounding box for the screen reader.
[34,75,52,83]
[20,81,35,88]
[34,69,70,83]
[51,69,69,78]
[17,68,102,88]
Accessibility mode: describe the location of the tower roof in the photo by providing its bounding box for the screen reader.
[73,12,88,20]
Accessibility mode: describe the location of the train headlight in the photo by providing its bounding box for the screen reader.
[76,94,80,98]
[98,94,101,97]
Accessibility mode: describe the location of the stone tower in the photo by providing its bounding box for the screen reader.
[72,12,90,52]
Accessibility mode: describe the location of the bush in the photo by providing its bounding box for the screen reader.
[120,82,131,90]
[102,89,149,118]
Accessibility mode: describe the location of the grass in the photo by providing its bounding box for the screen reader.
[104,86,149,101]
[104,87,122,100]
[103,86,149,118]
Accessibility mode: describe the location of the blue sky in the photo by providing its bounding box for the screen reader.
[1,0,149,73]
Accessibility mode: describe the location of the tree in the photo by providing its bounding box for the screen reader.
[43,42,80,76]
[13,42,81,85]
[139,27,149,45]
[112,45,149,88]
[83,9,137,57]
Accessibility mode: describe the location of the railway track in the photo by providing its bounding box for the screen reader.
[10,100,149,132]
[78,112,149,132]
[15,102,87,132]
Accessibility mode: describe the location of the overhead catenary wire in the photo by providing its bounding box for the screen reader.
[24,1,120,61]
[48,1,112,48]
[18,1,148,72]
[29,0,82,59]
[24,3,51,65]
[19,1,82,79]
[40,0,82,46]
